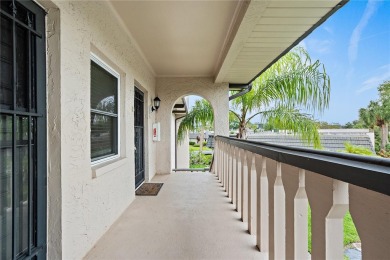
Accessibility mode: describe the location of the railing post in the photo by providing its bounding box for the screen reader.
[230,146,234,202]
[217,141,222,181]
[256,155,269,252]
[236,149,242,212]
[247,153,256,234]
[232,147,237,207]
[274,162,286,259]
[214,141,218,175]
[226,144,231,197]
[221,143,225,186]
[241,151,248,222]
[326,180,348,260]
[294,169,308,259]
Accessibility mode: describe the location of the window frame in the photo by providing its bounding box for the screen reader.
[90,53,121,165]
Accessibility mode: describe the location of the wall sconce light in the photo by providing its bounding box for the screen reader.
[151,96,161,112]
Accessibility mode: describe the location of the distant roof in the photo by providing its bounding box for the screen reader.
[247,134,375,152]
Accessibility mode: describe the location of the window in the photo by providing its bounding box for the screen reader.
[90,55,119,162]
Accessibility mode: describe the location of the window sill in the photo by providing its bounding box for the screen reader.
[92,157,127,178]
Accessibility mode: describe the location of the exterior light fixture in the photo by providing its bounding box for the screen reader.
[152,96,161,112]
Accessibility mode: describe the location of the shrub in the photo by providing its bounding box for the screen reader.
[190,151,212,168]
[189,141,195,145]
[193,143,200,147]
[344,142,375,156]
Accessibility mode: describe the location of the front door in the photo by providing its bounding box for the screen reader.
[0,0,47,259]
[134,87,145,188]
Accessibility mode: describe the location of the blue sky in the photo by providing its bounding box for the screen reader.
[300,0,390,124]
[189,0,390,124]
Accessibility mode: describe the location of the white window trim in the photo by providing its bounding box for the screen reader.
[90,53,121,166]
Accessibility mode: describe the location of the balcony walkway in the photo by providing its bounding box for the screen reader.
[85,172,265,259]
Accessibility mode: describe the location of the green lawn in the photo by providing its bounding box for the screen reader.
[308,207,360,253]
[189,145,212,152]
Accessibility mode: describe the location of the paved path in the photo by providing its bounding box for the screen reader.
[85,172,265,259]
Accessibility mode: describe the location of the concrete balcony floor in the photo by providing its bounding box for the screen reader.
[85,172,265,259]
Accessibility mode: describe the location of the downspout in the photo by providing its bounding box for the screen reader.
[229,83,252,101]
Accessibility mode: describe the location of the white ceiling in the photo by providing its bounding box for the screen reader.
[110,0,240,77]
[109,0,345,84]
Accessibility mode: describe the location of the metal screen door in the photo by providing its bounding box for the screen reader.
[134,87,145,188]
[0,0,47,259]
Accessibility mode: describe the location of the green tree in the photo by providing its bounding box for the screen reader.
[177,99,213,152]
[229,47,330,148]
[359,81,390,150]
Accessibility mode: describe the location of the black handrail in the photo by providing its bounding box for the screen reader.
[215,136,390,196]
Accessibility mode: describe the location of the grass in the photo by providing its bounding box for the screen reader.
[189,145,212,152]
[308,207,360,253]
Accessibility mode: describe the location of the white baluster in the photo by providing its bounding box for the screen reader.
[230,147,234,202]
[274,162,286,259]
[236,149,242,212]
[326,180,348,260]
[247,153,256,234]
[256,155,269,252]
[294,169,308,259]
[232,147,237,206]
[241,151,248,222]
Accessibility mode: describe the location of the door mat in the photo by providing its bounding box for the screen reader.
[136,183,164,196]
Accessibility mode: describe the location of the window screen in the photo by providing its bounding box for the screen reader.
[90,60,118,161]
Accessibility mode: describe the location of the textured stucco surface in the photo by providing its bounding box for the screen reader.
[39,0,157,259]
[156,77,229,174]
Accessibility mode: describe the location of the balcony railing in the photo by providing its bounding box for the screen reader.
[213,136,390,259]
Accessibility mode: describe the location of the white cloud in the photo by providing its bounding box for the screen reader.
[323,26,334,35]
[307,39,333,54]
[348,0,379,64]
[356,64,390,94]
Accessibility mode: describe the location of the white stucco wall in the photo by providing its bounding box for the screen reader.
[156,77,229,174]
[40,1,157,259]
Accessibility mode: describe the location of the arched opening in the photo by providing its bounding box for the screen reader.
[171,95,215,171]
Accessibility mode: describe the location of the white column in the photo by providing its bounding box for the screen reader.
[294,169,308,259]
[256,155,269,252]
[326,180,348,260]
[241,151,248,222]
[274,162,286,260]
[236,149,242,212]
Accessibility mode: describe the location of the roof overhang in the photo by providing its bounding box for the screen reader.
[109,0,348,84]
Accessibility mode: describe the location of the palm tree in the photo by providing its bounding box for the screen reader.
[359,81,390,149]
[230,47,330,148]
[177,99,213,152]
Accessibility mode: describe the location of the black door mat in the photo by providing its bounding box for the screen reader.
[136,183,164,196]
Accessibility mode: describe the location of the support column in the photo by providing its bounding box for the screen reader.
[274,162,286,259]
[256,155,269,252]
[326,180,348,260]
[294,169,308,259]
